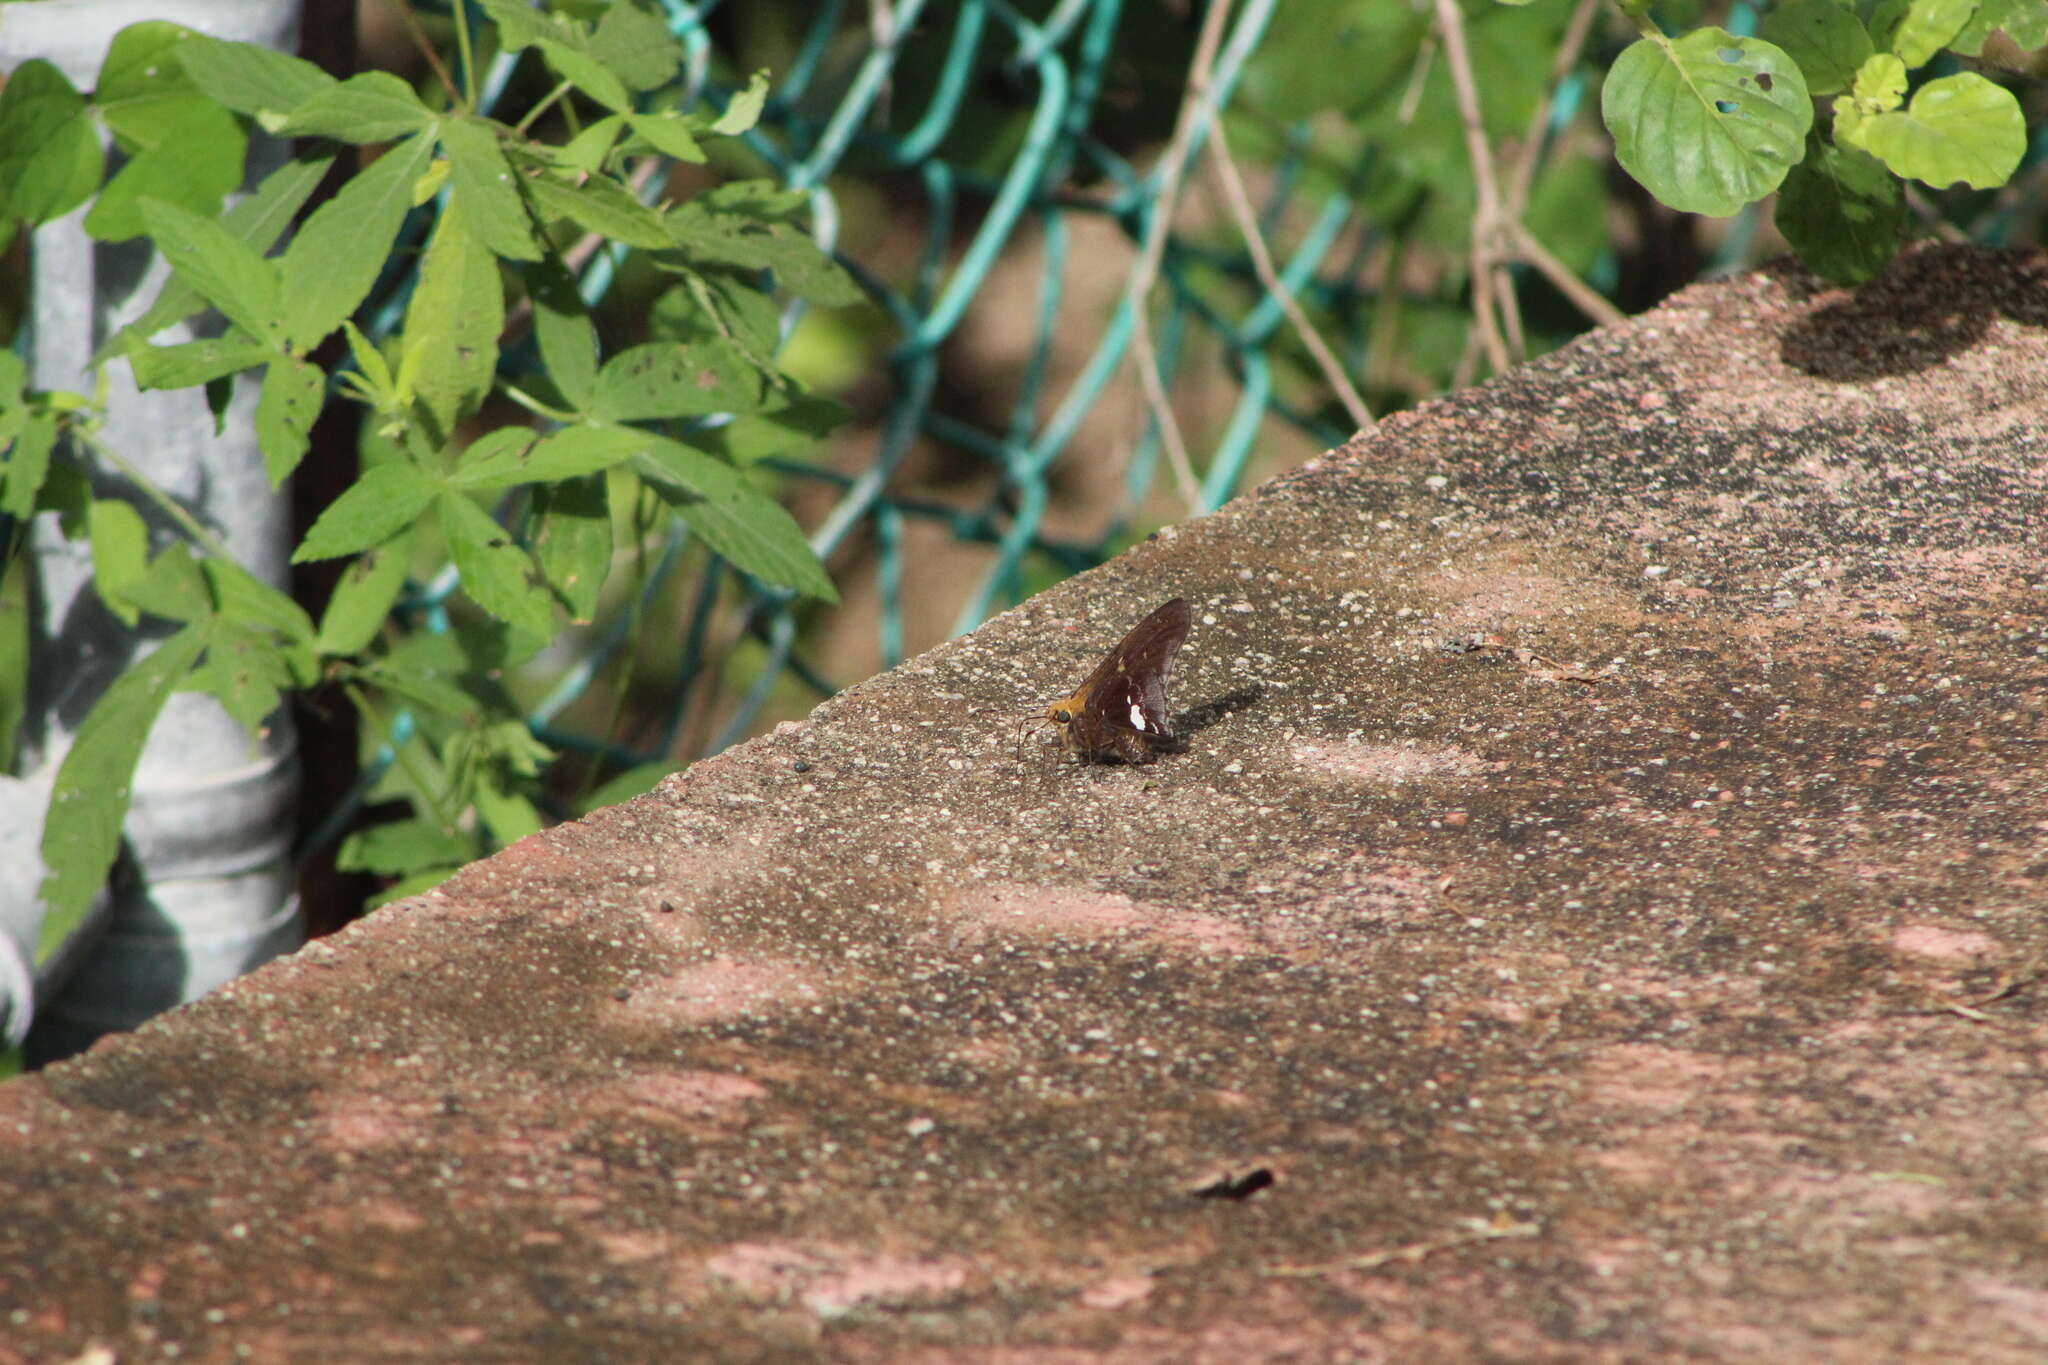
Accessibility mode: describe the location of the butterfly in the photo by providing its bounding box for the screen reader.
[1031,598,1192,765]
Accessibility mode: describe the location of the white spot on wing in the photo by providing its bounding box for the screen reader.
[1129,703,1147,731]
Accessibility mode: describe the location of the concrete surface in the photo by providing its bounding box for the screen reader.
[3,244,2045,1362]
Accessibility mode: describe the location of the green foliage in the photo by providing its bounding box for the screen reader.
[1603,29,1814,218]
[1601,0,2044,284]
[0,2,856,934]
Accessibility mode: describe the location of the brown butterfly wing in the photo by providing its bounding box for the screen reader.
[1077,597,1190,746]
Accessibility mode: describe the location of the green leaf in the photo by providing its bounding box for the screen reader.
[340,320,397,401]
[296,462,439,561]
[1859,72,2026,189]
[703,394,850,466]
[86,100,248,242]
[255,355,325,484]
[39,623,211,943]
[451,719,549,843]
[88,500,152,626]
[123,333,274,390]
[666,196,861,306]
[626,112,706,163]
[523,172,672,249]
[475,0,561,51]
[337,816,473,876]
[186,619,298,734]
[139,198,284,346]
[712,71,770,136]
[1776,142,1904,285]
[1888,0,1976,65]
[534,37,632,114]
[589,339,765,423]
[120,542,213,625]
[2,413,60,521]
[97,22,203,105]
[315,525,415,655]
[280,129,436,349]
[411,158,451,206]
[452,423,649,490]
[36,461,92,531]
[447,426,540,489]
[277,70,435,141]
[403,196,506,438]
[1953,0,2048,54]
[696,180,809,220]
[0,60,105,229]
[1601,29,1813,216]
[590,0,682,92]
[475,778,543,847]
[367,620,533,720]
[628,429,835,601]
[476,0,634,112]
[651,273,780,364]
[106,151,334,360]
[438,491,555,637]
[552,114,626,175]
[1758,1,1873,95]
[530,472,610,621]
[526,259,600,410]
[366,667,478,721]
[177,32,335,121]
[440,115,542,261]
[96,24,214,154]
[1853,53,1910,109]
[202,554,316,651]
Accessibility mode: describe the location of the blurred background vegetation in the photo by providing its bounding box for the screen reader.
[7,0,2044,925]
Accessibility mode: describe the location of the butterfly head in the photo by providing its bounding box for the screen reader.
[1042,682,1095,737]
[1044,685,1090,728]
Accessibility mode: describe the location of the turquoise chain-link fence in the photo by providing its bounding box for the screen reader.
[310,0,1411,845]
[327,0,2048,849]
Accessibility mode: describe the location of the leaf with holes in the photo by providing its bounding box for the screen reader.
[315,524,416,655]
[1602,28,1812,217]
[256,354,326,485]
[439,490,554,638]
[589,339,764,423]
[404,196,506,438]
[530,472,611,621]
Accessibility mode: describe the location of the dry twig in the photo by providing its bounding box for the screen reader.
[1119,0,1237,511]
[1201,123,1376,434]
[1265,1214,1540,1278]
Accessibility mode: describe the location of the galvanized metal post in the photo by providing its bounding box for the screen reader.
[1,0,307,1060]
